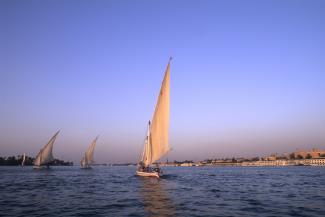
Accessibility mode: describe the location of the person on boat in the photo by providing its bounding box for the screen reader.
[138,161,161,174]
[138,161,146,172]
[152,164,161,174]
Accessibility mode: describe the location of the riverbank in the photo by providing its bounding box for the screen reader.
[160,158,325,167]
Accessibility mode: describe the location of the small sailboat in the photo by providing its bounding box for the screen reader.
[80,136,99,169]
[136,58,172,178]
[21,153,26,166]
[33,131,59,169]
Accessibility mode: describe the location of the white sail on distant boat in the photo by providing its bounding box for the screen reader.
[136,58,172,178]
[21,153,26,166]
[33,131,59,169]
[80,136,99,169]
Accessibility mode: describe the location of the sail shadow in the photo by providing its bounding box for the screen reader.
[139,178,176,217]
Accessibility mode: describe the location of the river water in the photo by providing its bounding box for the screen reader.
[0,166,324,216]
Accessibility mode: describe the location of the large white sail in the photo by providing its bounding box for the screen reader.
[34,131,59,166]
[81,136,98,167]
[142,59,171,165]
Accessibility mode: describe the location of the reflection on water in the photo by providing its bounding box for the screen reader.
[139,178,176,217]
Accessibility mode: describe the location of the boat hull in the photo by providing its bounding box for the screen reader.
[81,166,92,169]
[33,165,50,169]
[136,171,160,178]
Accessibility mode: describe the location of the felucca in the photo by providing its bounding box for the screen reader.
[33,130,59,169]
[80,136,98,169]
[136,58,172,178]
[21,153,26,166]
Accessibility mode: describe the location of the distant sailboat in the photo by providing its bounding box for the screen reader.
[21,153,26,166]
[136,58,172,178]
[81,136,99,169]
[33,131,59,169]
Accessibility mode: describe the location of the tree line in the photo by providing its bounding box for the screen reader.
[289,153,325,160]
[0,155,73,166]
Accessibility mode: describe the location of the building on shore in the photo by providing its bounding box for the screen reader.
[241,158,325,166]
[158,148,325,167]
[293,148,325,159]
[308,158,325,166]
[180,162,194,166]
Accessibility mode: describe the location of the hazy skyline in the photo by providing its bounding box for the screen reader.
[1,0,325,163]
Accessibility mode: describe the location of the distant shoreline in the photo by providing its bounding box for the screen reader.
[0,156,73,166]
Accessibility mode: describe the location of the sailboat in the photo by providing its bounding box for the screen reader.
[136,58,171,178]
[21,153,26,166]
[33,131,59,169]
[80,136,99,169]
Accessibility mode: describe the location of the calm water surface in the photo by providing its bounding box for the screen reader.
[0,166,324,216]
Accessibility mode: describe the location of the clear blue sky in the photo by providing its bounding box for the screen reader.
[1,0,324,163]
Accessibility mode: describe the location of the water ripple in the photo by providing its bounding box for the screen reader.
[0,166,325,216]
